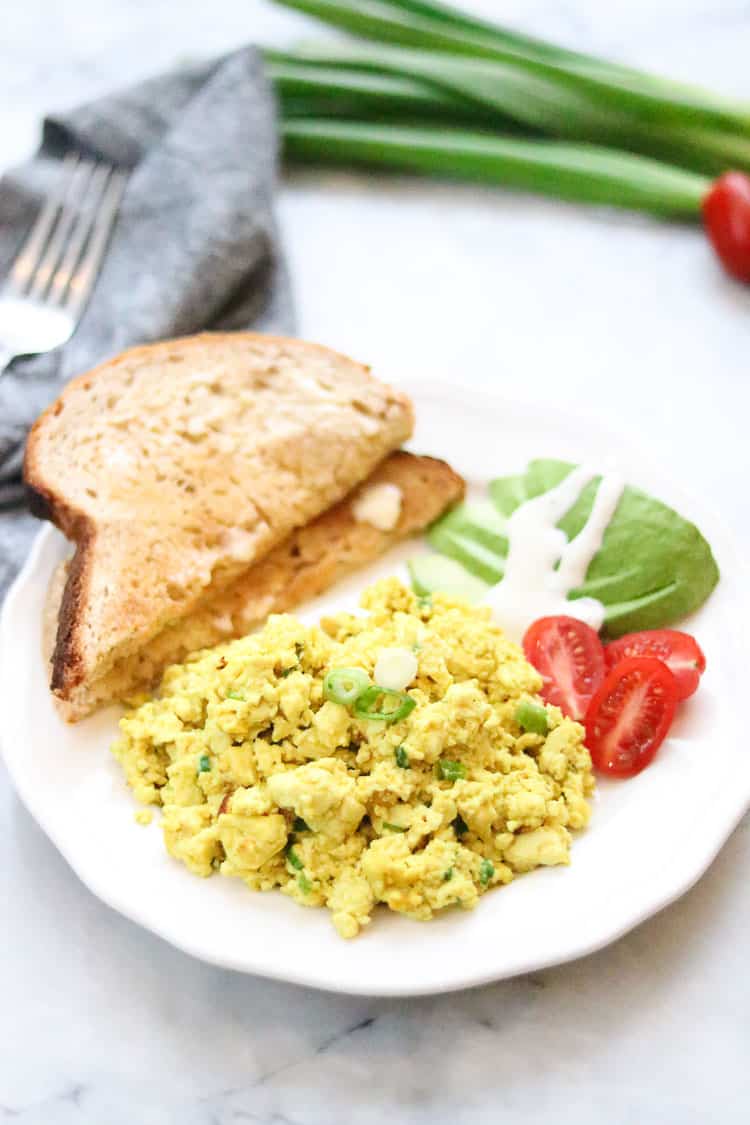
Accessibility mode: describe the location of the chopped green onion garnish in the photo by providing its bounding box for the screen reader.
[417,595,432,609]
[323,667,371,706]
[354,685,416,723]
[438,759,467,782]
[382,821,408,833]
[395,745,410,769]
[516,700,549,735]
[198,754,211,773]
[479,859,495,886]
[443,867,454,882]
[280,666,295,678]
[226,689,245,701]
[286,845,304,871]
[453,814,469,836]
[297,873,312,894]
[292,816,310,833]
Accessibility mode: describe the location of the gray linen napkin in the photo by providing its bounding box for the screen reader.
[0,46,294,598]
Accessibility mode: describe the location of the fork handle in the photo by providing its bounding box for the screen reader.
[0,344,16,375]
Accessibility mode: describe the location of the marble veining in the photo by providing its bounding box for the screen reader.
[2,1,749,1122]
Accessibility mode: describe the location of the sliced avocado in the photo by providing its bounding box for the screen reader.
[426,524,505,585]
[431,499,509,555]
[408,555,491,603]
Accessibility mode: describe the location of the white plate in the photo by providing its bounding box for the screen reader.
[2,382,749,996]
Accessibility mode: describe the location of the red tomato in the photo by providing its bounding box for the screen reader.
[523,616,605,721]
[702,172,750,282]
[585,657,678,778]
[604,629,706,701]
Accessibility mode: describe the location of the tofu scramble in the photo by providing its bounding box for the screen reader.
[112,579,595,938]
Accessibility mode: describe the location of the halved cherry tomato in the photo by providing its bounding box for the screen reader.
[585,657,678,778]
[604,629,705,701]
[523,616,605,721]
[702,172,750,283]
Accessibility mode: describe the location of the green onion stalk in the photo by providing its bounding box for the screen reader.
[269,59,520,130]
[274,0,723,91]
[281,120,708,218]
[265,0,750,280]
[266,47,750,177]
[271,0,750,139]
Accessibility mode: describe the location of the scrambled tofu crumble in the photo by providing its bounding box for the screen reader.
[112,579,595,938]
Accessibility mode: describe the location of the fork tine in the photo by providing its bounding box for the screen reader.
[48,163,112,308]
[63,170,127,320]
[5,152,79,296]
[28,160,97,301]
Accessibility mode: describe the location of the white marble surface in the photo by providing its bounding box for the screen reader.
[2,1,749,1121]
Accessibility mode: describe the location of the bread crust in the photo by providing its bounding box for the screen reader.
[49,539,88,693]
[24,332,414,701]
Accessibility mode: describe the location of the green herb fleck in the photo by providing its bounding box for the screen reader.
[412,642,422,652]
[438,759,467,782]
[280,666,295,678]
[198,754,211,773]
[453,814,469,837]
[292,817,310,833]
[443,867,454,882]
[516,700,549,735]
[297,873,313,894]
[417,594,432,609]
[395,745,410,769]
[382,821,408,833]
[226,689,245,701]
[479,859,495,886]
[286,845,304,871]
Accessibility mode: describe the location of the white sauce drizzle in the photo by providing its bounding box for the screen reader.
[486,466,625,641]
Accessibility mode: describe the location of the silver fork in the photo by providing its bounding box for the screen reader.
[0,153,127,375]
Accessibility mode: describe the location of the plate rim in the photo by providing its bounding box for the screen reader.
[2,379,749,996]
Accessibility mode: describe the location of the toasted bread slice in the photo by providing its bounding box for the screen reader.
[45,452,464,721]
[25,333,414,705]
